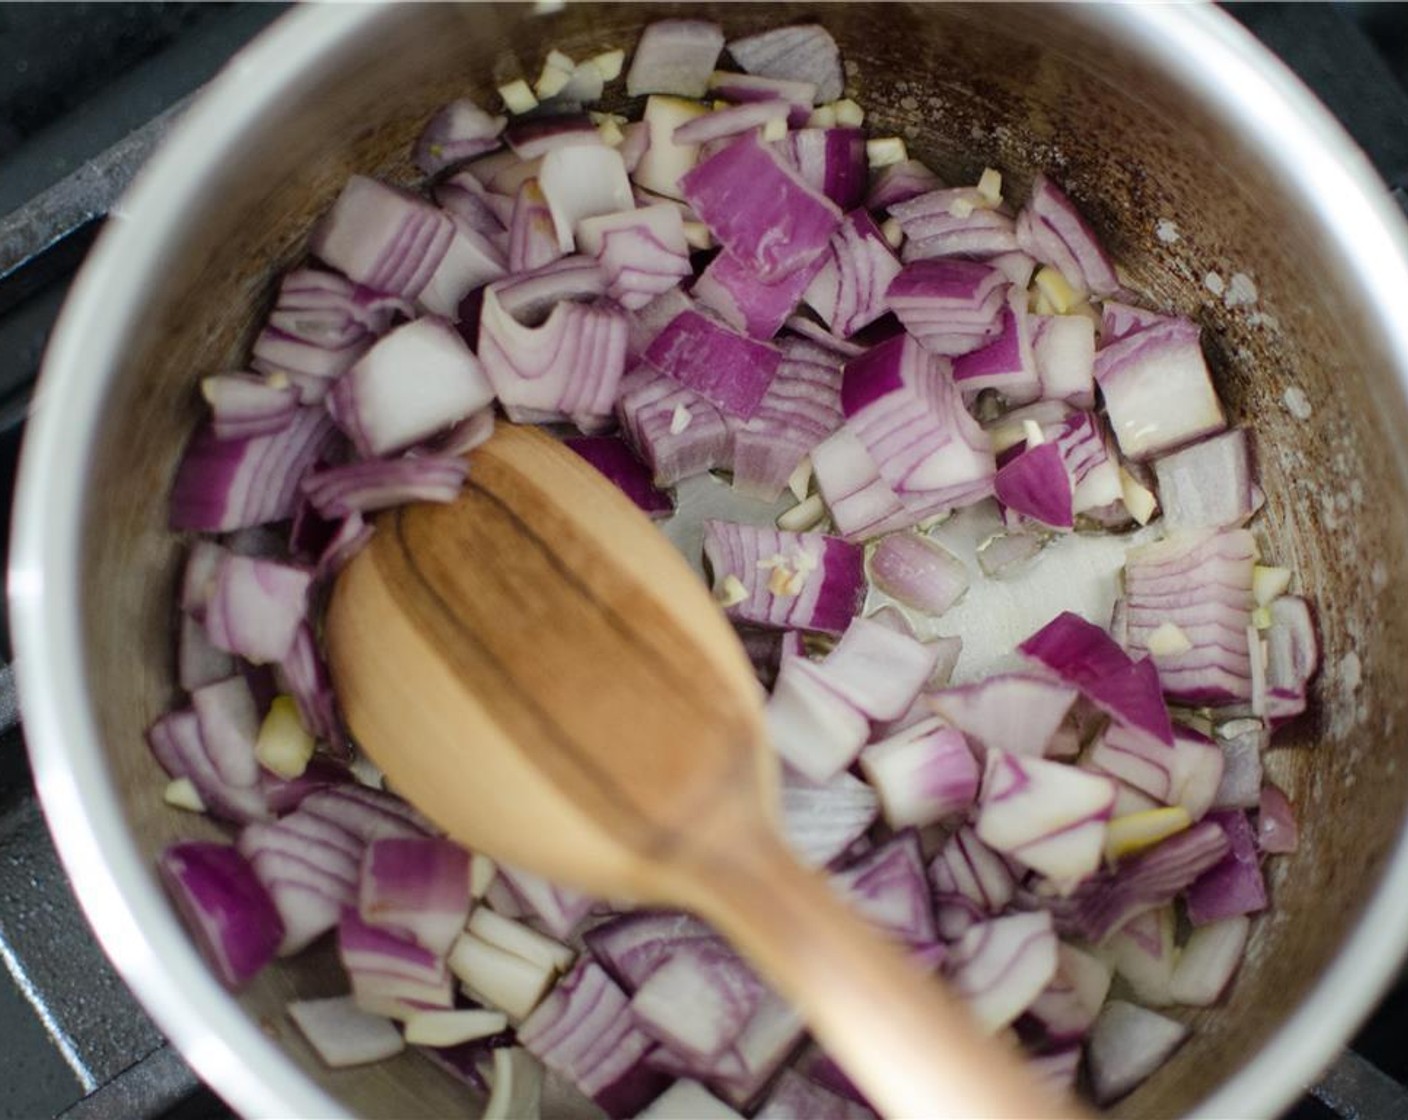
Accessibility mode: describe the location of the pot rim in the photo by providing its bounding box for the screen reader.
[11,5,1408,1117]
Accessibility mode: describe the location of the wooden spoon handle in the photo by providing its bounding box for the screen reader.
[690,825,1088,1120]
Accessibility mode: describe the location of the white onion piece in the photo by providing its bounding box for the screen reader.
[728,24,843,104]
[1087,1001,1189,1106]
[287,996,405,1068]
[947,910,1058,1033]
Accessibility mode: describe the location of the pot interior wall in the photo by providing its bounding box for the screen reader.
[73,4,1408,1115]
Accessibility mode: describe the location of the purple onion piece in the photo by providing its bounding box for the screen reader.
[859,717,978,829]
[693,248,825,342]
[869,532,968,616]
[1153,428,1254,531]
[1257,783,1299,853]
[302,455,468,519]
[884,258,1007,357]
[927,673,1079,759]
[782,128,867,211]
[340,910,454,1017]
[159,841,284,988]
[504,112,601,161]
[866,160,943,212]
[756,1069,875,1120]
[616,365,732,487]
[565,436,675,519]
[680,133,842,283]
[831,831,936,946]
[508,179,565,273]
[1184,809,1267,925]
[626,19,725,98]
[779,766,878,868]
[994,442,1073,530]
[415,98,507,175]
[802,209,902,340]
[891,188,1019,263]
[1169,915,1250,1006]
[628,939,762,1064]
[359,837,471,958]
[945,910,1057,1033]
[203,554,311,666]
[310,175,455,300]
[1014,173,1120,298]
[727,24,843,103]
[765,653,869,783]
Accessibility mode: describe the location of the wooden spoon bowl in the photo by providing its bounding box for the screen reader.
[326,422,1083,1119]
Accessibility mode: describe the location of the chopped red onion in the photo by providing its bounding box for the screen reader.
[495,863,596,941]
[178,613,235,692]
[802,210,903,339]
[1031,314,1096,407]
[1257,783,1299,853]
[488,254,607,325]
[564,436,674,519]
[693,249,825,342]
[781,129,867,211]
[890,188,1019,262]
[706,72,817,126]
[266,267,409,344]
[729,337,844,501]
[1103,905,1176,1006]
[504,112,602,160]
[640,1080,743,1119]
[158,841,284,988]
[203,555,311,666]
[764,653,869,783]
[1184,809,1267,925]
[578,205,692,311]
[809,427,914,540]
[585,911,717,993]
[1100,300,1174,344]
[884,259,1007,357]
[994,442,1073,530]
[626,19,725,98]
[467,148,544,197]
[310,175,455,300]
[841,333,996,508]
[1025,942,1111,1046]
[299,785,432,844]
[1085,718,1175,804]
[778,767,878,868]
[727,24,843,104]
[250,328,370,401]
[1262,595,1319,723]
[508,179,565,272]
[190,675,261,790]
[866,160,942,212]
[519,960,671,1119]
[1153,428,1253,531]
[756,1069,874,1120]
[539,144,634,252]
[859,717,978,828]
[414,98,506,175]
[679,133,842,283]
[418,219,508,319]
[316,512,375,579]
[868,532,968,615]
[302,455,468,518]
[1086,1000,1188,1106]
[928,674,1079,759]
[946,910,1058,1033]
[1170,915,1250,1006]
[701,520,864,635]
[434,170,511,242]
[169,408,337,532]
[327,317,494,457]
[202,373,300,441]
[340,910,455,1017]
[1013,174,1120,298]
[239,815,359,956]
[1051,411,1122,514]
[812,616,939,720]
[1019,612,1176,749]
[616,366,731,486]
[359,837,471,957]
[1212,719,1266,810]
[929,826,1017,941]
[478,287,627,428]
[1123,529,1256,707]
[976,750,1116,889]
[1053,821,1229,943]
[147,708,269,823]
[629,940,762,1064]
[673,100,791,146]
[1094,315,1226,460]
[951,287,1040,403]
[288,995,406,1068]
[831,831,936,946]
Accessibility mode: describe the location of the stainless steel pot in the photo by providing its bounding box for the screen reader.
[13,4,1408,1117]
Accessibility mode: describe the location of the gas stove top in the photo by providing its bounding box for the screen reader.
[2,5,1407,1118]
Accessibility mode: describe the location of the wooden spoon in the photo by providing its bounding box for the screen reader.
[326,423,1085,1120]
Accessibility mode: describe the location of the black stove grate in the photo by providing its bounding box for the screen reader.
[2,4,1408,1118]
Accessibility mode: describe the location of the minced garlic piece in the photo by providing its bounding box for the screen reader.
[948,196,975,220]
[1119,466,1158,525]
[1022,419,1046,448]
[716,574,748,608]
[1253,565,1292,606]
[977,167,1003,204]
[1147,621,1193,656]
[807,105,837,129]
[470,853,497,899]
[778,494,826,533]
[669,403,692,435]
[761,117,788,143]
[596,117,624,147]
[498,79,539,115]
[681,221,713,250]
[787,457,813,502]
[535,61,573,100]
[758,548,817,598]
[866,137,907,168]
[832,98,864,127]
[1105,807,1191,860]
[880,216,904,250]
[1252,606,1273,630]
[163,777,206,814]
[1034,266,1078,314]
[590,49,625,81]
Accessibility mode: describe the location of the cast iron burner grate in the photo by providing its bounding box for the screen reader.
[1,4,1407,1117]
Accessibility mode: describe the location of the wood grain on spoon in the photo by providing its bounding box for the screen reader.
[326,423,1086,1120]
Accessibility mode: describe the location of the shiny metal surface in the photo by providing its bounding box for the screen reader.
[11,4,1408,1117]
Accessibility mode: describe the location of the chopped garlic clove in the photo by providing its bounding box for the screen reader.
[1119,467,1158,525]
[880,216,904,249]
[777,493,826,533]
[1034,265,1078,314]
[255,695,316,779]
[669,403,692,434]
[1105,807,1192,861]
[498,79,539,115]
[807,105,837,129]
[470,853,497,899]
[1252,606,1273,630]
[1252,565,1292,606]
[1022,419,1046,448]
[866,137,908,168]
[163,777,206,814]
[1147,621,1193,656]
[832,98,864,127]
[716,574,748,608]
[977,167,1003,204]
[761,117,789,143]
[535,62,573,100]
